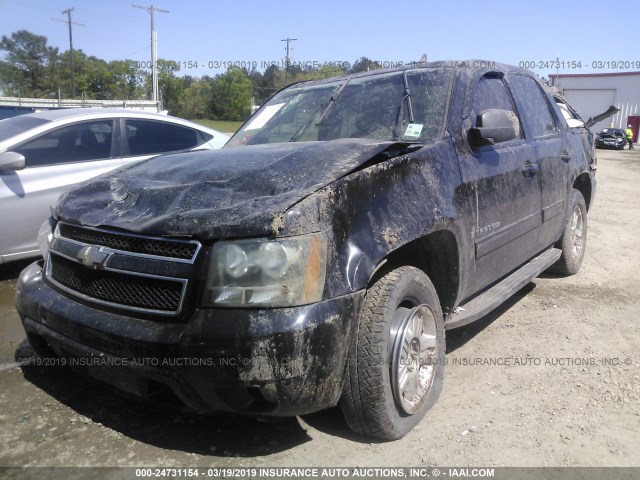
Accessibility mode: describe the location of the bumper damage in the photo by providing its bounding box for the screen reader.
[16,261,363,416]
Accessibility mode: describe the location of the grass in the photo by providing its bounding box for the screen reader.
[190,119,243,134]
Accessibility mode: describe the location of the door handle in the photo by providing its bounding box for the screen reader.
[521,162,539,178]
[561,152,572,162]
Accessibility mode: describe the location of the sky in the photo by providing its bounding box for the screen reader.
[1,0,639,80]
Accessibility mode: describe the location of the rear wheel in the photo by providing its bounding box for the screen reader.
[340,266,445,440]
[549,189,587,275]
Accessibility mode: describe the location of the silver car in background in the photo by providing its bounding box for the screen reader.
[0,108,229,265]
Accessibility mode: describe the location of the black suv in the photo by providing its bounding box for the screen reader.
[595,128,627,149]
[16,61,596,440]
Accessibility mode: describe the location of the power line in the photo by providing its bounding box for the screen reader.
[281,37,297,86]
[122,45,151,59]
[132,3,169,104]
[51,7,85,98]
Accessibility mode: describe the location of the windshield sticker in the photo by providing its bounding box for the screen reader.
[244,103,285,130]
[404,123,423,138]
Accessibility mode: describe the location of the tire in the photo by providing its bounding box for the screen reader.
[340,266,445,440]
[549,189,587,275]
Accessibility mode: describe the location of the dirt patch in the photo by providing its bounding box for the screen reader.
[0,150,639,468]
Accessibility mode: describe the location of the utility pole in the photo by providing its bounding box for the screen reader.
[281,37,297,86]
[133,3,169,103]
[52,7,85,98]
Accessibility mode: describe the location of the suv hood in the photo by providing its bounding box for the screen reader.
[55,138,399,239]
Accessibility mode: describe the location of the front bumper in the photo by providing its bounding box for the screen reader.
[16,261,364,416]
[595,139,625,149]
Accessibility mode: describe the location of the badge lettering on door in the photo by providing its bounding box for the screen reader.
[475,221,501,235]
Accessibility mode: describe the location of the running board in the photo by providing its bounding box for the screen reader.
[446,248,562,330]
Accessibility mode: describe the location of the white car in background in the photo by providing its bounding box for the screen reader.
[0,108,229,265]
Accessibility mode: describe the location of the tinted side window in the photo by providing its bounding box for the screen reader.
[14,120,114,167]
[508,75,556,138]
[472,75,522,142]
[125,120,202,155]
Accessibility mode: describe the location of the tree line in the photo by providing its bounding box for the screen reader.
[0,30,387,121]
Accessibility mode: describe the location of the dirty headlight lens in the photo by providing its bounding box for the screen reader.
[202,233,326,307]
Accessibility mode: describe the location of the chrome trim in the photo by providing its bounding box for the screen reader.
[45,252,188,316]
[76,244,110,268]
[46,223,201,315]
[55,222,201,264]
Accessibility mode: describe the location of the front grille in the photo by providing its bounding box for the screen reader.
[46,223,201,316]
[49,253,184,313]
[59,223,197,260]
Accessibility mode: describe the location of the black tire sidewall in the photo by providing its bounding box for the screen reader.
[369,267,445,438]
[559,189,588,275]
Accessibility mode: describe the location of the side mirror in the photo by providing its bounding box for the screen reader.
[0,151,26,172]
[469,109,518,147]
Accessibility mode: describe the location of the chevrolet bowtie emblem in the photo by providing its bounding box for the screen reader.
[77,245,109,269]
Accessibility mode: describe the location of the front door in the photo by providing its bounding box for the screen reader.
[457,73,543,293]
[0,120,119,263]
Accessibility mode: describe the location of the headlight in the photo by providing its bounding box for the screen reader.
[37,218,54,259]
[202,233,326,307]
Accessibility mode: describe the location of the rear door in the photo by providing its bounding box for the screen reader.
[507,74,567,248]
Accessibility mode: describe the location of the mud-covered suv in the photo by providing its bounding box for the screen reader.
[16,61,596,440]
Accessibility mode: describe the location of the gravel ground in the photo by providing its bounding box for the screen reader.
[0,148,638,469]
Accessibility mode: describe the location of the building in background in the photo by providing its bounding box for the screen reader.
[549,71,640,142]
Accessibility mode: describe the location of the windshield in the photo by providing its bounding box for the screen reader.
[227,67,452,147]
[599,129,623,136]
[0,115,49,143]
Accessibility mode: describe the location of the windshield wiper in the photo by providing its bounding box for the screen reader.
[290,77,352,142]
[393,70,415,140]
[315,77,351,126]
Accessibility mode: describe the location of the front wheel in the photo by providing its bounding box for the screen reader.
[340,266,445,440]
[549,189,588,275]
